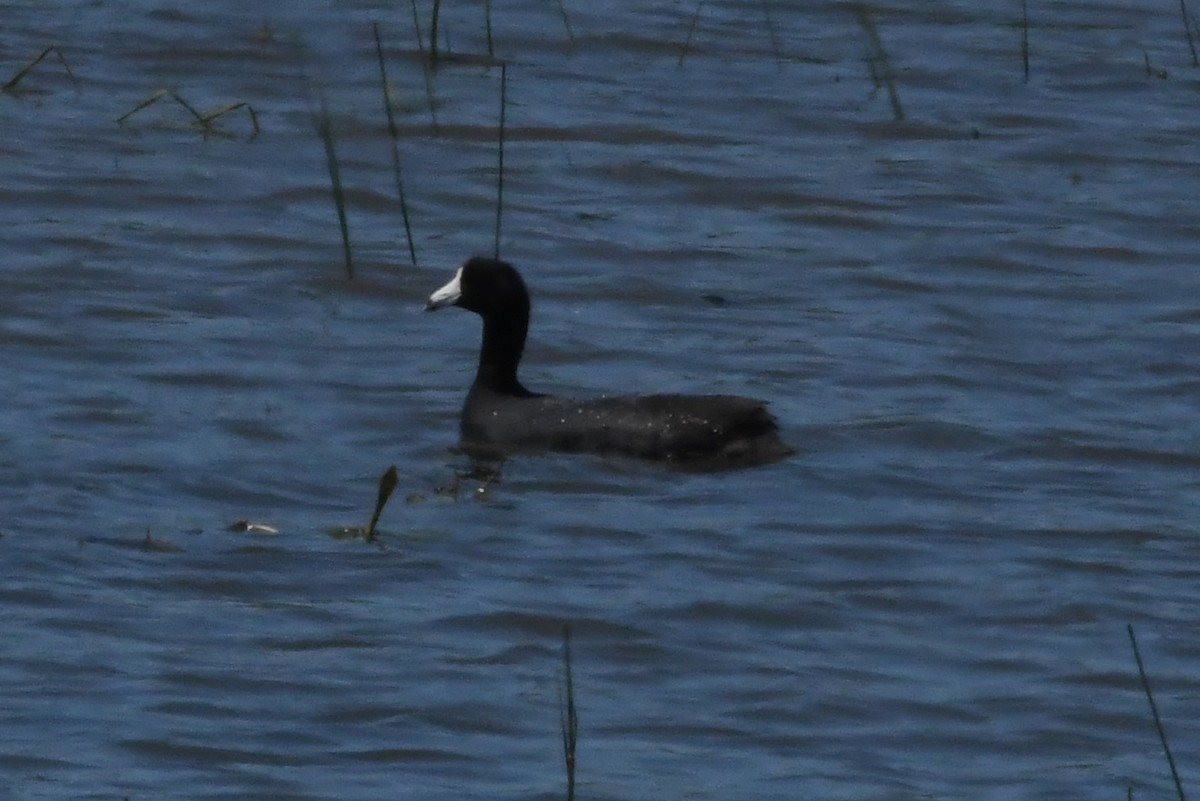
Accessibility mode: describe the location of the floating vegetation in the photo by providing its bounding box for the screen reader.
[3,46,79,93]
[115,89,260,137]
[373,22,419,267]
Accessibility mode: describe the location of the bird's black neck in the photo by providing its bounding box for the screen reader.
[475,308,535,396]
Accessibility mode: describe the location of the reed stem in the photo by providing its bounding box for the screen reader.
[679,0,706,67]
[494,63,507,260]
[1181,0,1199,66]
[430,0,442,67]
[373,22,418,266]
[760,0,783,64]
[315,98,353,280]
[556,0,575,46]
[1020,0,1030,82]
[485,0,495,58]
[853,3,904,122]
[409,0,440,132]
[560,624,578,801]
[1127,624,1187,801]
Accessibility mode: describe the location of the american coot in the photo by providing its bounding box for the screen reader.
[426,257,791,468]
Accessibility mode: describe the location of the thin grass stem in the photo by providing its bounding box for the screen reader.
[759,0,783,64]
[555,0,575,46]
[2,47,50,91]
[1127,624,1187,801]
[314,97,354,280]
[409,0,426,53]
[116,88,170,124]
[1180,0,1199,66]
[170,91,205,123]
[3,46,79,93]
[373,22,418,266]
[494,62,507,260]
[1021,0,1030,82]
[116,89,254,136]
[410,0,440,132]
[485,0,495,58]
[853,3,904,122]
[560,624,578,801]
[430,0,442,67]
[679,1,706,67]
[200,101,260,135]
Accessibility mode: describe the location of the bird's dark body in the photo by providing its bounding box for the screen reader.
[427,257,790,469]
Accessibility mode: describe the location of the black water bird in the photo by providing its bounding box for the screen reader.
[425,257,790,468]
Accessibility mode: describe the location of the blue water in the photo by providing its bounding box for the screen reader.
[2,1,1199,799]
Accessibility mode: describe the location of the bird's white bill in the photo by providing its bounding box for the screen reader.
[426,267,463,310]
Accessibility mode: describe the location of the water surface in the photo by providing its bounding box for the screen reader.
[2,2,1199,800]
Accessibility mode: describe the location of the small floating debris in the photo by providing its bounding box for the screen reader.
[228,520,279,535]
